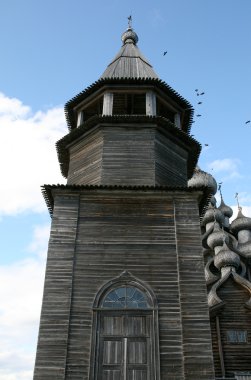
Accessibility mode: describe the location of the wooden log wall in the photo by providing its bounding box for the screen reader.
[174,198,215,380]
[67,129,103,185]
[101,127,155,186]
[67,126,189,188]
[211,278,251,377]
[154,131,188,187]
[33,188,215,380]
[33,192,80,380]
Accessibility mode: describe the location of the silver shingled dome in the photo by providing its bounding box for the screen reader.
[188,166,217,195]
[231,207,251,234]
[218,198,233,218]
[214,242,240,270]
[121,28,139,45]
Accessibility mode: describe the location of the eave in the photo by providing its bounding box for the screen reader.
[42,184,212,219]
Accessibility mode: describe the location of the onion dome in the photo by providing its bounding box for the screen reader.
[231,207,251,234]
[207,223,228,251]
[101,27,158,79]
[201,203,224,227]
[121,28,139,44]
[218,196,233,228]
[214,242,240,270]
[218,197,233,218]
[188,166,217,195]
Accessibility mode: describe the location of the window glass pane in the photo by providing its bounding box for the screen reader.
[115,287,126,299]
[102,286,150,309]
[226,330,247,343]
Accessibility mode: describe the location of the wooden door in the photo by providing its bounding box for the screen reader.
[98,313,152,380]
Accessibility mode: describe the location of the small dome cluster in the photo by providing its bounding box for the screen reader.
[188,166,217,195]
[188,166,251,310]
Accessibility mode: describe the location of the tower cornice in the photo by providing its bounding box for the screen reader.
[56,115,200,180]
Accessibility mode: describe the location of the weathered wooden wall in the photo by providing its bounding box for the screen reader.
[33,188,215,380]
[210,278,251,377]
[67,129,103,185]
[101,127,155,186]
[67,126,189,187]
[175,198,215,380]
[154,131,187,187]
[34,192,80,380]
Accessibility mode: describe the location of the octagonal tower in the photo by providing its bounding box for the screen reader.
[34,26,215,380]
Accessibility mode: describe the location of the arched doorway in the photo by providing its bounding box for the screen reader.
[90,272,159,380]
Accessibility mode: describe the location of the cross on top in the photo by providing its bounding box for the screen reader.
[218,182,223,198]
[235,192,240,210]
[128,15,132,28]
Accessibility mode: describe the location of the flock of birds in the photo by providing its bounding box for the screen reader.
[162,48,249,202]
[162,51,250,145]
[194,88,205,119]
[191,89,250,147]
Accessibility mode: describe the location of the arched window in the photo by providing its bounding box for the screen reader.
[102,286,151,309]
[90,271,159,380]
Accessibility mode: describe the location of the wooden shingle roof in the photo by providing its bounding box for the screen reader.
[100,31,158,79]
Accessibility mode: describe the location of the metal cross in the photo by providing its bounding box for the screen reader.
[128,15,132,28]
[235,192,240,209]
[218,182,223,197]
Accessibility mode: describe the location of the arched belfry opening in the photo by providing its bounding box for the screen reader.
[90,272,159,380]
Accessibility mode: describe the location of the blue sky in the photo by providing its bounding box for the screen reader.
[1,1,251,379]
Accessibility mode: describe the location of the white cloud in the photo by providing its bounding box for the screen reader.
[230,205,251,220]
[0,93,30,119]
[0,93,67,216]
[28,224,50,259]
[0,370,33,380]
[208,158,241,180]
[0,223,49,380]
[236,192,251,206]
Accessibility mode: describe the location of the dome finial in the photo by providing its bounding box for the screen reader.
[218,182,223,199]
[121,16,139,45]
[235,192,241,211]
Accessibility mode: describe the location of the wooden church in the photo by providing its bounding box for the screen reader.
[33,24,251,380]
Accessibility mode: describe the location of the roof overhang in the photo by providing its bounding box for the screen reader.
[56,115,201,179]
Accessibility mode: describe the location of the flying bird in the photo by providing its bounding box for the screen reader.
[195,89,199,92]
[245,120,250,124]
[197,101,202,105]
[196,114,202,117]
[205,144,209,146]
[163,51,167,56]
[200,92,205,95]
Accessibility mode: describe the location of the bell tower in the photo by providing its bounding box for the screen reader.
[34,25,215,380]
